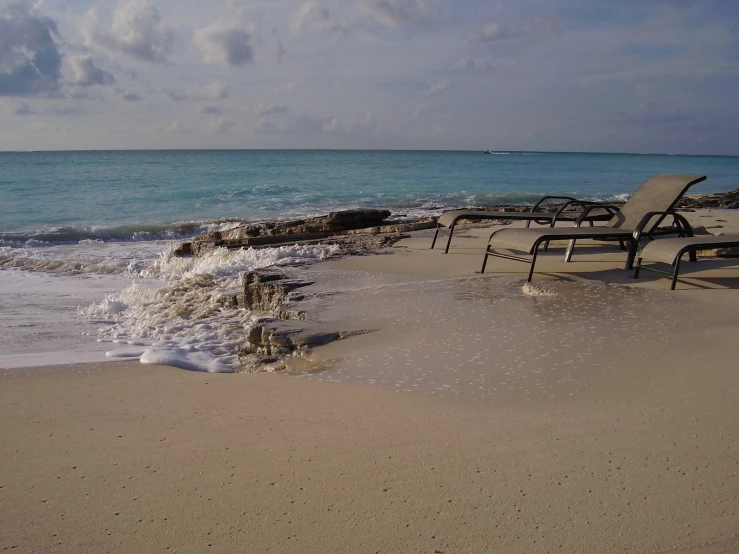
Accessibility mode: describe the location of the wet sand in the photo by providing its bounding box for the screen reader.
[2,210,739,553]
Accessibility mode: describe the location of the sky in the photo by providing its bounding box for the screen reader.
[1,0,738,154]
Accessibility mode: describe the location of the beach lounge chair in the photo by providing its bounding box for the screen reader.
[431,197,617,253]
[480,174,707,281]
[634,235,739,289]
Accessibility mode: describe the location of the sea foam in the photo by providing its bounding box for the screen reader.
[82,243,341,373]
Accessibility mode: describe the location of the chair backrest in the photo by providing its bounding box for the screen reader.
[606,174,706,231]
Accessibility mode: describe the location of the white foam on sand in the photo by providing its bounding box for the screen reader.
[521,281,558,297]
[0,240,339,372]
[83,243,341,373]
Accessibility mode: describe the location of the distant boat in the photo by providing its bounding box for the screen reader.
[482,150,510,155]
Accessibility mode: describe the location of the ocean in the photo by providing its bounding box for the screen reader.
[1,150,737,372]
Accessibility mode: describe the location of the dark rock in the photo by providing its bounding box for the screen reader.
[174,242,193,257]
[677,188,739,210]
[179,210,434,256]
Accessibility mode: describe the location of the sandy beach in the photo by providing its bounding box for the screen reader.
[3,210,739,553]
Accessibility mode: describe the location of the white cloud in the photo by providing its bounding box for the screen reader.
[161,82,229,101]
[69,55,115,87]
[322,116,338,132]
[360,0,430,29]
[255,102,289,115]
[83,0,174,63]
[195,6,255,68]
[156,120,191,134]
[291,1,344,33]
[0,2,63,96]
[428,77,450,94]
[468,22,514,43]
[291,0,432,34]
[454,58,475,71]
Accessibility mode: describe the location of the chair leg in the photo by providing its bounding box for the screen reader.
[480,248,490,274]
[564,239,576,262]
[625,240,638,270]
[633,258,642,279]
[671,257,682,290]
[431,225,440,249]
[443,223,456,254]
[527,247,540,282]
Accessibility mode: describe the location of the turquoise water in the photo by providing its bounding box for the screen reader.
[1,150,737,243]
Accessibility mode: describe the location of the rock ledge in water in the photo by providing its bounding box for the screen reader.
[175,209,436,256]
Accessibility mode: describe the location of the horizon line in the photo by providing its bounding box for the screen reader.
[1,148,736,158]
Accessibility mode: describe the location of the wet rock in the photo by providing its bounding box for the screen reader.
[177,210,435,256]
[238,319,368,371]
[241,271,313,314]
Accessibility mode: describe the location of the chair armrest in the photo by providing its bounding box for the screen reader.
[573,204,620,226]
[632,211,695,241]
[529,196,579,213]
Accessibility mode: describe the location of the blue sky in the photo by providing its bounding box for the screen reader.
[1,0,738,154]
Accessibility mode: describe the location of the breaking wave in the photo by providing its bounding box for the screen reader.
[78,243,342,373]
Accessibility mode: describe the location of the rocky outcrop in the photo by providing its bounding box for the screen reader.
[176,209,436,256]
[239,320,367,371]
[222,269,370,371]
[678,189,739,210]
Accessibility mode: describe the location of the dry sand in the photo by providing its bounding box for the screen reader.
[2,210,739,553]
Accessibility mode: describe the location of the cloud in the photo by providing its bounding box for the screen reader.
[620,101,688,124]
[49,106,87,117]
[162,82,229,101]
[322,117,338,132]
[12,101,35,115]
[453,58,475,71]
[0,1,63,96]
[199,105,224,115]
[252,118,284,134]
[196,27,253,67]
[195,6,255,68]
[151,120,192,134]
[121,90,141,101]
[206,116,234,133]
[292,0,432,34]
[360,0,430,29]
[428,77,450,94]
[291,1,345,33]
[272,29,286,63]
[412,102,429,116]
[255,102,288,115]
[275,81,297,92]
[69,55,115,87]
[83,0,174,63]
[468,22,514,43]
